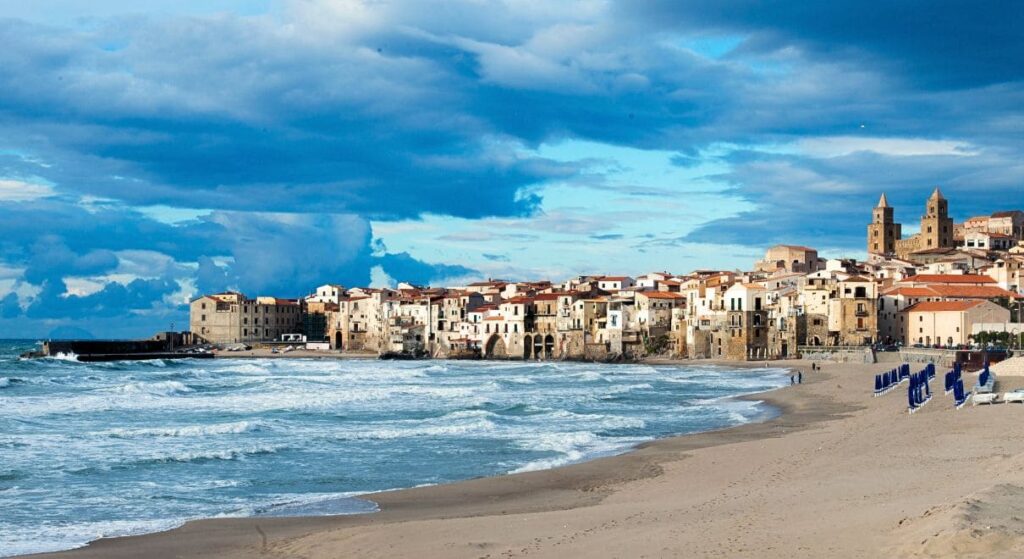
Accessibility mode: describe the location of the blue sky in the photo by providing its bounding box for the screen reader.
[0,0,1021,338]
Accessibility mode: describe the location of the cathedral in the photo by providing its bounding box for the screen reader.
[867,188,954,261]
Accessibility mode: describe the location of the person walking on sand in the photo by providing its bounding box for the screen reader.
[790,374,795,385]
[798,371,803,384]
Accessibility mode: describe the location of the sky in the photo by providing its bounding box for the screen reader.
[0,0,1021,338]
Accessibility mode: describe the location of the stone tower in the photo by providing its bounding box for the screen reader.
[867,193,901,256]
[920,187,953,250]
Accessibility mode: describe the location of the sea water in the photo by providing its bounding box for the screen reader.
[0,339,790,556]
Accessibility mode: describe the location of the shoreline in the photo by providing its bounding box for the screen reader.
[26,359,1024,558]
[20,359,805,559]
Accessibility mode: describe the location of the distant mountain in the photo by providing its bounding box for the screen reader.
[47,326,95,340]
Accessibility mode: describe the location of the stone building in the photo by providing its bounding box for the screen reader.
[826,277,877,346]
[190,292,303,344]
[754,245,822,274]
[892,188,956,260]
[867,193,901,257]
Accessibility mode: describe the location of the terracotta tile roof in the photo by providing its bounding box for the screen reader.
[599,276,631,282]
[926,285,1020,299]
[883,287,936,297]
[778,244,817,252]
[904,300,984,313]
[505,296,534,304]
[908,274,996,284]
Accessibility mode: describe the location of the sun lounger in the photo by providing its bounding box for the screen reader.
[953,379,970,409]
[974,370,997,394]
[972,392,999,405]
[1003,391,1024,404]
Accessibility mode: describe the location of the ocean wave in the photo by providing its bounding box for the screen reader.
[508,451,586,474]
[500,376,536,385]
[108,380,193,396]
[130,444,286,466]
[517,430,600,453]
[357,420,496,440]
[602,382,654,396]
[45,352,80,362]
[221,363,270,375]
[102,420,266,438]
[569,370,604,381]
[0,376,17,388]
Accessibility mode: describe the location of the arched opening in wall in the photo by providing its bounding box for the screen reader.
[533,335,543,359]
[523,335,532,359]
[334,331,343,350]
[544,334,555,358]
[485,334,507,358]
[812,336,821,346]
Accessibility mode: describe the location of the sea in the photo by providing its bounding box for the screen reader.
[0,339,790,557]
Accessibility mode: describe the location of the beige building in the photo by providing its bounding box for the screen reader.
[190,292,303,344]
[903,300,1010,347]
[755,245,821,274]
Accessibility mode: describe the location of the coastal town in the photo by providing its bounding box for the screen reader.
[187,189,1024,362]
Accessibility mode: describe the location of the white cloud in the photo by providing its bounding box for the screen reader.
[62,277,106,297]
[797,136,977,158]
[368,265,396,288]
[0,179,55,202]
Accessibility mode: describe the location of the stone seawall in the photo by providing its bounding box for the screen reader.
[798,347,875,364]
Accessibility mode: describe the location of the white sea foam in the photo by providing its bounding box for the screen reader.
[509,451,586,474]
[133,444,286,465]
[570,371,604,381]
[1,517,187,558]
[109,380,193,396]
[102,420,265,438]
[0,377,11,388]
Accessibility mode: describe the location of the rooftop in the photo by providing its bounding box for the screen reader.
[904,300,982,313]
[908,274,996,284]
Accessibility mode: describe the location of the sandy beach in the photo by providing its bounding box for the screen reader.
[23,359,1024,559]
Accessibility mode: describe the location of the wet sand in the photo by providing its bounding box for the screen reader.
[24,360,1024,558]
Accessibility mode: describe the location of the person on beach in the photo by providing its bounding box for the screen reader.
[790,374,795,385]
[798,371,803,384]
